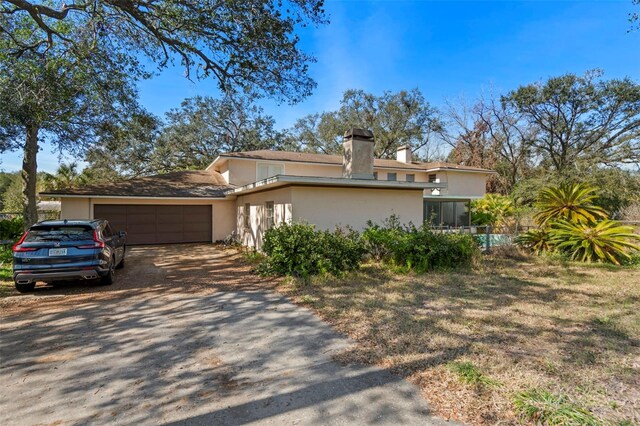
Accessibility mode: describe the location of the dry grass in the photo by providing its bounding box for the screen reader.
[278,247,640,425]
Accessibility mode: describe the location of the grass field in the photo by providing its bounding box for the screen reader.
[278,248,640,425]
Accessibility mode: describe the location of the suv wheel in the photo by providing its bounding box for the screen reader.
[100,259,115,285]
[15,282,36,293]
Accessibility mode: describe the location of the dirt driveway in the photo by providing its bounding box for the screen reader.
[0,244,452,425]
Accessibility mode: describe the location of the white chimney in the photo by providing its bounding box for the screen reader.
[343,128,375,179]
[396,145,412,163]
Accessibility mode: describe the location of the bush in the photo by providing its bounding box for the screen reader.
[470,193,515,227]
[0,217,23,242]
[258,222,364,277]
[363,219,480,272]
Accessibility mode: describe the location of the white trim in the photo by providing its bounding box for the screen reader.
[228,175,447,195]
[211,153,496,173]
[423,195,484,200]
[41,194,230,200]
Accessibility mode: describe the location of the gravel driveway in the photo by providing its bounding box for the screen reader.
[0,244,453,425]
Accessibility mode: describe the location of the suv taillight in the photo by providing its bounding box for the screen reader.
[78,230,105,249]
[12,232,36,252]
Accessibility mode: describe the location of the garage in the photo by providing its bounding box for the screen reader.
[94,204,212,245]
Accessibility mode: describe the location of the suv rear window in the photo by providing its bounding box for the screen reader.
[25,226,94,242]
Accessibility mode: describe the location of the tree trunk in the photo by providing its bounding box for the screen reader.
[22,124,39,229]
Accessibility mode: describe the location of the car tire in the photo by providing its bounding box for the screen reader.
[15,282,36,293]
[100,259,115,285]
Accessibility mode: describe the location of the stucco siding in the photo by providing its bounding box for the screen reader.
[291,187,424,231]
[442,172,489,198]
[61,198,91,220]
[235,188,293,249]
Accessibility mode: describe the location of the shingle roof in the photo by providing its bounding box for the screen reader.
[217,150,494,173]
[41,170,233,198]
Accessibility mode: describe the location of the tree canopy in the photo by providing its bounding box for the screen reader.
[86,93,287,176]
[289,89,443,159]
[503,70,640,173]
[1,0,327,103]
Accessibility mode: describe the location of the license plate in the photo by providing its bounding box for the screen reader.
[48,248,67,256]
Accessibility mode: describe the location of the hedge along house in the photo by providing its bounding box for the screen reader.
[42,129,496,249]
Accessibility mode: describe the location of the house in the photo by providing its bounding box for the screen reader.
[41,129,496,248]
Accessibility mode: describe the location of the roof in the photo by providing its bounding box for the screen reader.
[41,170,233,198]
[213,150,495,173]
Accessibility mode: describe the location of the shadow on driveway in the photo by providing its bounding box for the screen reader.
[0,244,453,425]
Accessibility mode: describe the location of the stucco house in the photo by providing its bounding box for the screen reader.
[42,129,496,248]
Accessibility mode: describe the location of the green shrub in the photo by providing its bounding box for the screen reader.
[0,217,24,242]
[258,222,364,277]
[363,218,479,272]
[471,193,515,227]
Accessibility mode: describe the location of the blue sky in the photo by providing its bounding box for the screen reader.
[2,0,638,173]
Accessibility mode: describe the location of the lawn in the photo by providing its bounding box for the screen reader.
[278,248,640,425]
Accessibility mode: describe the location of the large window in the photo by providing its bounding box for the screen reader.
[387,172,397,181]
[265,201,275,229]
[257,162,284,181]
[423,200,470,227]
[406,174,415,182]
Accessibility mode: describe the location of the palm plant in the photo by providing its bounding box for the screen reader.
[533,183,608,226]
[471,193,515,227]
[515,228,554,255]
[550,220,640,265]
[43,163,89,190]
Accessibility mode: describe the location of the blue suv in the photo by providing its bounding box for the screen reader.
[12,219,126,293]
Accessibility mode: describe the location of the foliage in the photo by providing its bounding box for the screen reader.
[362,218,480,272]
[504,70,640,173]
[550,219,640,265]
[288,88,443,159]
[512,389,602,426]
[258,222,364,277]
[0,14,141,226]
[533,183,608,226]
[470,193,515,227]
[43,163,92,190]
[447,361,500,387]
[361,215,405,261]
[85,93,288,176]
[1,0,326,104]
[440,96,534,194]
[515,228,555,255]
[84,112,164,179]
[0,217,23,242]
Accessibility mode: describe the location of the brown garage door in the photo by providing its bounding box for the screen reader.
[94,205,212,245]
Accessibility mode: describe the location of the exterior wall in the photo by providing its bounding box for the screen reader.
[440,171,489,198]
[291,187,424,231]
[59,197,236,242]
[235,187,293,250]
[219,158,343,187]
[60,197,91,220]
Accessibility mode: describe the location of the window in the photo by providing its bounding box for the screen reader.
[244,203,251,228]
[257,162,284,181]
[387,173,397,181]
[406,174,415,182]
[373,172,378,180]
[423,200,470,227]
[428,174,437,183]
[265,201,275,229]
[25,225,94,242]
